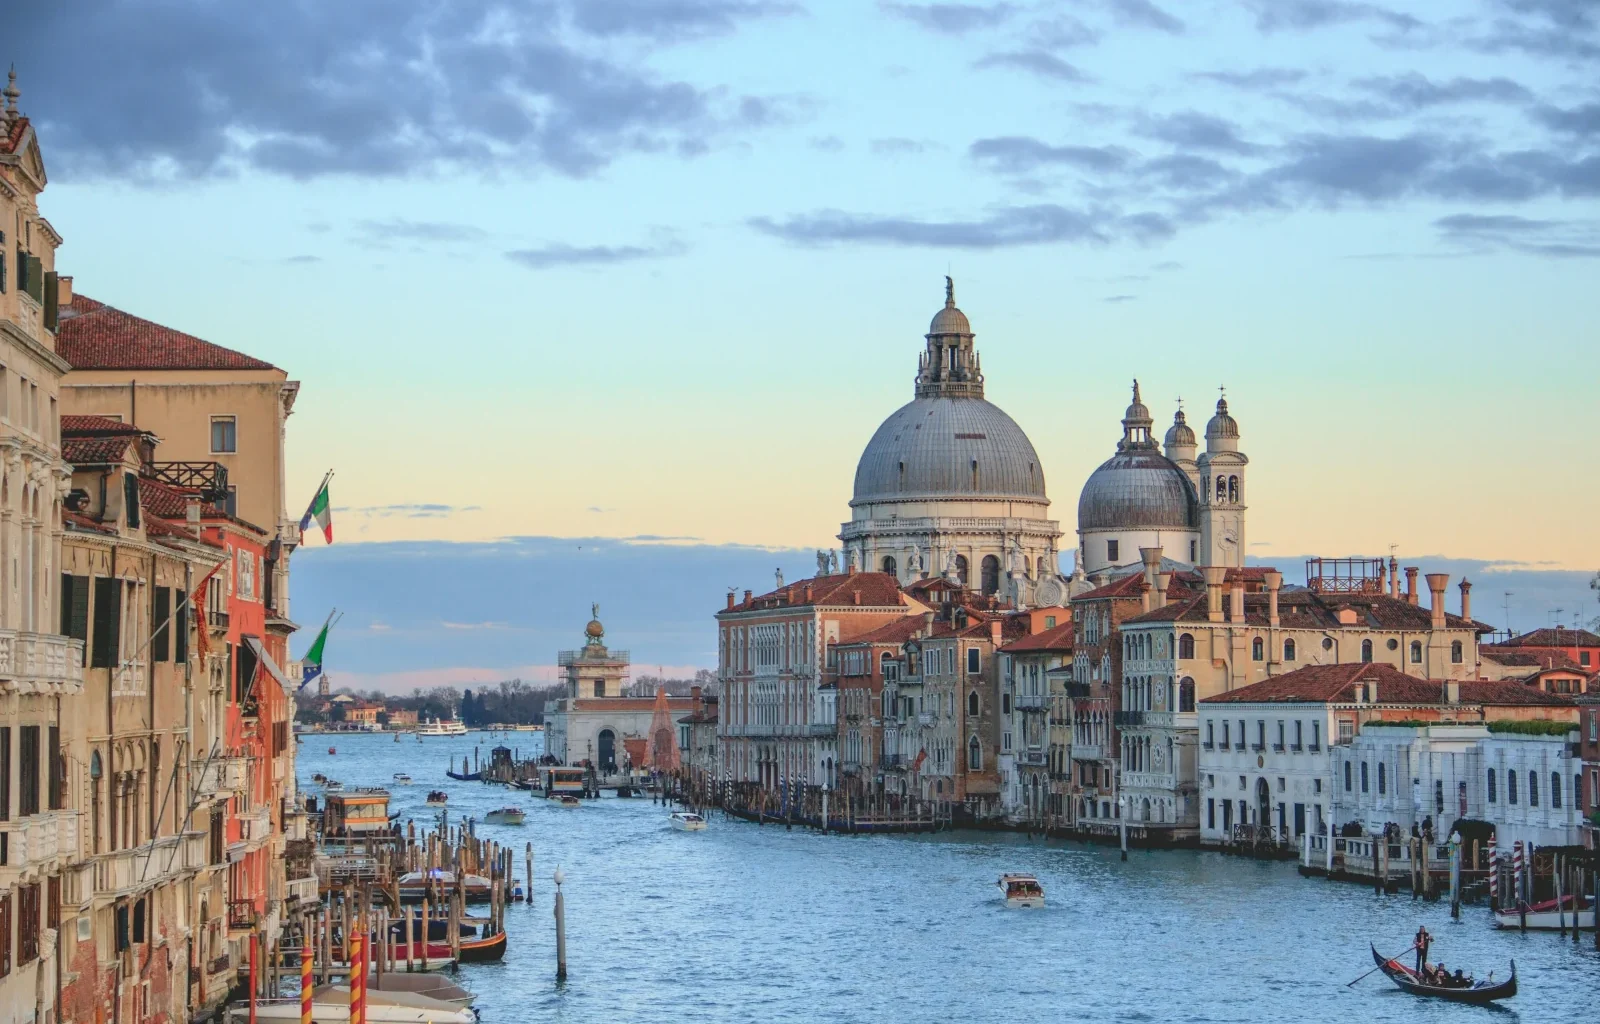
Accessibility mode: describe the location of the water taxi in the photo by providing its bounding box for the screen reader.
[549,794,582,807]
[1493,896,1595,930]
[419,717,468,737]
[484,807,525,825]
[669,811,708,831]
[424,790,448,806]
[392,773,413,785]
[540,765,586,798]
[998,873,1045,909]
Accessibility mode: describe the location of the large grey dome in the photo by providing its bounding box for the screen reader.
[1077,450,1198,530]
[852,396,1047,505]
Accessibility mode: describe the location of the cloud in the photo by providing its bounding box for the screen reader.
[586,506,615,514]
[440,621,515,631]
[570,0,799,42]
[971,51,1092,83]
[1351,73,1533,110]
[969,136,1134,174]
[750,203,1177,248]
[1242,0,1422,33]
[881,2,1018,33]
[871,137,932,156]
[809,135,846,152]
[16,0,777,181]
[1433,212,1600,258]
[1102,293,1137,302]
[1107,0,1184,34]
[352,219,489,248]
[504,237,686,269]
[280,254,322,264]
[1189,67,1307,90]
[1535,102,1600,137]
[1473,0,1600,59]
[341,503,483,519]
[1135,112,1262,154]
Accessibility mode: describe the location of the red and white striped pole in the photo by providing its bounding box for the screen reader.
[1487,835,1498,907]
[349,933,365,1024]
[1512,841,1524,903]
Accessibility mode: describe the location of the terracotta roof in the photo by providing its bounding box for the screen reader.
[138,475,199,519]
[837,617,927,647]
[1122,587,1487,632]
[1490,628,1600,649]
[1,116,29,156]
[1200,662,1575,707]
[63,510,112,534]
[723,572,907,613]
[63,435,133,465]
[56,294,277,371]
[61,415,141,436]
[1001,620,1075,654]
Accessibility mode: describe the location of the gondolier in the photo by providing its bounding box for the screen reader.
[1413,925,1430,974]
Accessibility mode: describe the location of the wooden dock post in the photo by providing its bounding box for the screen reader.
[526,843,534,906]
[554,865,568,981]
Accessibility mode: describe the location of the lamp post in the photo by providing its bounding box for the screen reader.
[553,866,567,981]
[1448,831,1462,920]
[822,782,830,834]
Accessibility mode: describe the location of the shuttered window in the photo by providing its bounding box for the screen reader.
[0,890,11,976]
[47,727,61,811]
[23,254,42,303]
[153,588,170,662]
[236,642,259,709]
[91,576,121,668]
[174,594,187,665]
[43,271,57,330]
[17,884,38,964]
[18,727,39,817]
[124,474,141,528]
[0,727,9,821]
[46,877,59,930]
[61,575,90,662]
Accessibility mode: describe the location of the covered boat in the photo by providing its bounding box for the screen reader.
[227,987,472,1022]
[1493,895,1595,930]
[424,791,448,806]
[1369,945,1516,1004]
[396,868,493,903]
[484,807,525,825]
[998,874,1044,909]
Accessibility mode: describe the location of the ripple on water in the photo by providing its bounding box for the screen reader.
[303,735,1599,1024]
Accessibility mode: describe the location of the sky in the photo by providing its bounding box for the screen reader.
[11,1,1599,688]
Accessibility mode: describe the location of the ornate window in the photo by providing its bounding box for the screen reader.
[1178,633,1195,659]
[967,736,982,771]
[1410,641,1422,663]
[1284,639,1296,661]
[881,555,897,576]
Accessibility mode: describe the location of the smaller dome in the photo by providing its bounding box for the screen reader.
[1164,409,1195,448]
[585,618,605,639]
[1207,397,1238,439]
[1124,379,1151,425]
[928,275,972,335]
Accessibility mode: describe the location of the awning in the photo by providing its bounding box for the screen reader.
[244,636,296,693]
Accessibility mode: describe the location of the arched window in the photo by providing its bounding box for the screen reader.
[954,554,968,586]
[1378,762,1386,795]
[1360,761,1369,793]
[1343,760,1352,791]
[1215,475,1226,501]
[1450,640,1463,664]
[968,691,979,717]
[1178,633,1195,659]
[1251,637,1264,661]
[881,555,897,576]
[1227,476,1238,503]
[967,736,982,771]
[1361,639,1373,663]
[1283,639,1296,661]
[1507,769,1518,805]
[1410,641,1422,664]
[1528,772,1539,807]
[980,554,1001,595]
[1178,678,1195,713]
[1434,779,1444,814]
[1486,768,1497,803]
[1550,772,1561,809]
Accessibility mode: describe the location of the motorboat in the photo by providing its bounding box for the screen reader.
[387,914,507,963]
[323,781,345,795]
[669,811,707,831]
[227,987,473,1022]
[484,807,525,825]
[998,873,1045,909]
[311,773,328,785]
[419,717,468,737]
[328,746,337,755]
[370,974,474,1009]
[392,773,413,785]
[549,794,582,807]
[425,791,448,806]
[1369,945,1516,1004]
[396,869,494,903]
[1493,895,1595,930]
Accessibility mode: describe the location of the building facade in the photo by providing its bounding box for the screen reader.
[999,618,1072,825]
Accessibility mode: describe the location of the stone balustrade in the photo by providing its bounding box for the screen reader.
[0,630,86,694]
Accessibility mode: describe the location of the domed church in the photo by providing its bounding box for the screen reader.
[1074,382,1247,577]
[839,279,1068,606]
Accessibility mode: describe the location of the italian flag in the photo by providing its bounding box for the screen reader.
[299,477,333,544]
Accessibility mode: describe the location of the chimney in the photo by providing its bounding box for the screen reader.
[1264,570,1282,627]
[1388,557,1400,600]
[990,620,1001,645]
[725,592,735,611]
[1153,573,1171,610]
[1426,573,1448,628]
[1404,567,1419,605]
[1203,567,1227,623]
[743,589,752,605]
[922,611,936,636]
[1229,583,1245,624]
[852,590,861,606]
[691,684,702,704]
[58,275,73,306]
[847,562,858,576]
[1444,680,1460,704]
[1139,546,1162,587]
[1459,578,1472,621]
[804,583,813,603]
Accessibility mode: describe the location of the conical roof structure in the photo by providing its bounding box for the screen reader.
[647,686,681,772]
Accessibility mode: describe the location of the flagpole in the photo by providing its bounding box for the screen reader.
[120,558,228,670]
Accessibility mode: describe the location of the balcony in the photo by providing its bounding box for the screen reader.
[240,806,272,845]
[1014,694,1048,712]
[1113,710,1145,727]
[0,811,80,875]
[285,875,318,906]
[1018,749,1047,767]
[807,722,837,737]
[841,760,861,776]
[0,630,86,694]
[191,756,247,799]
[94,831,208,899]
[145,461,230,502]
[1071,744,1104,761]
[880,754,904,770]
[1122,771,1177,792]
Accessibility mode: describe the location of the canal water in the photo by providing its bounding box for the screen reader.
[301,733,1596,1023]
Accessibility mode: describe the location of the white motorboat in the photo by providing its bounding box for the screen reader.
[1494,897,1595,930]
[392,773,413,785]
[226,986,473,1022]
[549,794,582,807]
[484,807,525,825]
[418,717,468,737]
[998,873,1045,909]
[669,811,707,831]
[323,781,344,794]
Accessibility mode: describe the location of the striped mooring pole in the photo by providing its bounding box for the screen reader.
[349,933,366,1024]
[300,939,313,1024]
[1487,835,1498,907]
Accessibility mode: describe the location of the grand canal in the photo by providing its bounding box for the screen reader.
[301,733,1596,1023]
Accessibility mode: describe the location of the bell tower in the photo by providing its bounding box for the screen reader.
[1197,393,1247,568]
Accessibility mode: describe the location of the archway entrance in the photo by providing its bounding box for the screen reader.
[598,729,616,771]
[1255,778,1271,832]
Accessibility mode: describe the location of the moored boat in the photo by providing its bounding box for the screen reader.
[311,773,328,784]
[998,873,1044,909]
[419,717,468,736]
[323,780,344,794]
[549,794,582,807]
[396,868,494,903]
[669,811,707,831]
[1493,895,1595,930]
[484,806,525,825]
[227,987,472,1022]
[392,773,413,785]
[1369,945,1516,1003]
[425,791,448,806]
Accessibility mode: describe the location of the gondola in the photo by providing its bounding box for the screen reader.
[444,769,482,781]
[1369,945,1516,1004]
